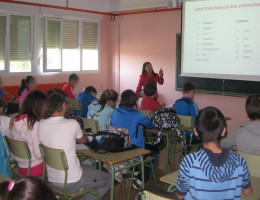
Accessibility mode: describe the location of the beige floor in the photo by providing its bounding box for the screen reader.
[102,148,182,200]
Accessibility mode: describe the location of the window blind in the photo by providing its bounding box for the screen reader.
[0,16,6,70]
[62,20,79,49]
[10,15,31,61]
[82,22,98,50]
[47,20,61,49]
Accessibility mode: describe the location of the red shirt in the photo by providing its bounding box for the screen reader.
[140,97,163,112]
[136,73,164,97]
[62,82,76,99]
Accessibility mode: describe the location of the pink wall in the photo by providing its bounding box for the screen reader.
[117,11,248,133]
[1,15,113,94]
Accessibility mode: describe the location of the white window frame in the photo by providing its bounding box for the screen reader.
[0,15,7,72]
[0,12,33,75]
[42,16,100,73]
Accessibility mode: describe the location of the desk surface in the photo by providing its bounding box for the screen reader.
[77,148,150,165]
[160,170,179,186]
[0,173,12,182]
[225,117,231,121]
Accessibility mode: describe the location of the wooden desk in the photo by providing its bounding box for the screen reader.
[77,148,150,200]
[146,125,191,174]
[0,173,12,182]
[160,170,179,192]
[225,117,231,121]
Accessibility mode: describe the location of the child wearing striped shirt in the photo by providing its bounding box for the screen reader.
[176,107,252,200]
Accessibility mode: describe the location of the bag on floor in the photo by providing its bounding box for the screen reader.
[86,125,136,153]
[3,101,19,115]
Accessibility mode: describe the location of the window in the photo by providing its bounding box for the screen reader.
[0,16,6,71]
[10,15,31,72]
[43,18,98,72]
[82,22,98,70]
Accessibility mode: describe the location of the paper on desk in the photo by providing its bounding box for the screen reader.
[76,144,88,150]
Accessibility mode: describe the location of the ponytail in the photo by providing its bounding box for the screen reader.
[18,76,35,96]
[97,89,118,111]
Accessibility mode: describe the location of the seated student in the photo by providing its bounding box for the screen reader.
[88,89,118,130]
[174,81,200,145]
[39,90,110,200]
[18,76,37,107]
[221,94,260,155]
[176,107,252,200]
[140,83,165,112]
[0,99,12,138]
[62,73,79,99]
[0,177,56,200]
[0,76,16,101]
[47,89,84,129]
[11,91,47,177]
[76,86,97,118]
[111,90,154,188]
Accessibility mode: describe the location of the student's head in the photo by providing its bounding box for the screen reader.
[0,99,4,116]
[182,81,195,100]
[47,89,67,116]
[246,94,260,121]
[119,89,138,108]
[142,62,156,76]
[144,83,157,97]
[18,76,37,96]
[0,177,56,200]
[17,90,47,130]
[68,73,79,87]
[84,86,97,96]
[98,89,118,109]
[194,107,227,144]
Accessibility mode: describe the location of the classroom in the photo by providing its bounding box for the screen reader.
[0,0,259,200]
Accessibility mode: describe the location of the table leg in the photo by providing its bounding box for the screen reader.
[139,156,145,189]
[164,135,169,175]
[109,163,115,200]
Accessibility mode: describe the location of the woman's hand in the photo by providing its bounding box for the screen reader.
[159,68,164,77]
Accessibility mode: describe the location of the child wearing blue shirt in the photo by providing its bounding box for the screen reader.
[88,89,118,130]
[76,86,97,118]
[176,107,252,200]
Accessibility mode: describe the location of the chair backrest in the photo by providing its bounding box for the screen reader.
[82,118,99,134]
[177,115,194,130]
[238,151,260,178]
[139,109,152,119]
[39,144,69,171]
[4,136,31,160]
[71,99,82,112]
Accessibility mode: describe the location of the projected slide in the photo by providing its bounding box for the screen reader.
[181,0,260,81]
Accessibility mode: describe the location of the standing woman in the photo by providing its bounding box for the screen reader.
[18,76,37,107]
[136,62,164,98]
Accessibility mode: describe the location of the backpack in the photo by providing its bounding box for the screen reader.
[86,125,137,153]
[3,101,19,115]
[151,107,180,131]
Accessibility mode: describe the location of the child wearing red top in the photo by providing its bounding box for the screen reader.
[62,73,79,99]
[136,62,164,98]
[140,83,165,112]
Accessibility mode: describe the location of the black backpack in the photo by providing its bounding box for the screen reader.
[3,101,19,115]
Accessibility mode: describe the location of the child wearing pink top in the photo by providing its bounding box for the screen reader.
[11,90,47,177]
[18,76,37,107]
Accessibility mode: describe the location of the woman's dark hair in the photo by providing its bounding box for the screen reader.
[47,89,66,114]
[246,94,260,120]
[97,89,118,111]
[144,83,157,97]
[16,90,46,130]
[18,76,35,96]
[142,62,156,77]
[119,89,138,108]
[0,177,56,200]
[85,86,97,94]
[195,107,227,143]
[182,81,195,94]
[0,99,4,107]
